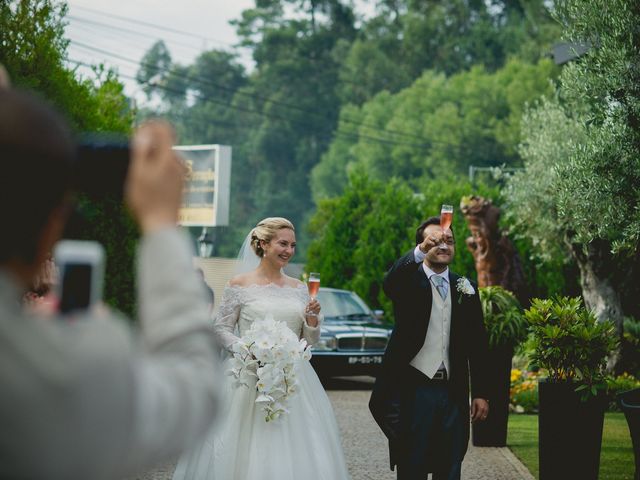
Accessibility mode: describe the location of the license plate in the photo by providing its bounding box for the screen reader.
[348,355,383,365]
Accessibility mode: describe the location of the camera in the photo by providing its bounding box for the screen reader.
[61,136,131,246]
[73,136,130,199]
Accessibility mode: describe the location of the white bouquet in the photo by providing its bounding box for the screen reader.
[227,314,312,422]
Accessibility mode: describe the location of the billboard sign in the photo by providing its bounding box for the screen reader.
[174,144,231,227]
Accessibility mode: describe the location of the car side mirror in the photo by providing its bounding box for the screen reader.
[373,309,384,320]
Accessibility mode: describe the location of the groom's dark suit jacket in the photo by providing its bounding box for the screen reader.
[369,250,490,471]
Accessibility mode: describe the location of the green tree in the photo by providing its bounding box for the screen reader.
[134,0,562,261]
[229,0,357,257]
[336,0,560,105]
[309,166,575,321]
[552,0,640,255]
[306,172,501,321]
[1,1,132,133]
[503,98,583,262]
[1,0,136,315]
[335,36,411,106]
[503,0,640,368]
[135,40,173,101]
[136,1,360,258]
[312,58,557,201]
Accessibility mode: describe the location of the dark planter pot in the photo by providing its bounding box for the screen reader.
[472,343,513,447]
[538,380,606,480]
[617,387,640,480]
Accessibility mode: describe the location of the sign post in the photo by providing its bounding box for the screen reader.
[175,144,231,227]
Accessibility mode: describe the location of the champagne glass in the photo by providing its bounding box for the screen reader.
[440,204,453,232]
[308,272,320,300]
[307,272,320,317]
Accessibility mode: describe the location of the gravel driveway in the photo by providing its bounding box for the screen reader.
[126,376,533,480]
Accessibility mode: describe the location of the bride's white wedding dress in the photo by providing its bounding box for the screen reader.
[172,283,350,480]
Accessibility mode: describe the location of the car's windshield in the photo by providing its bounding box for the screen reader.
[316,290,370,319]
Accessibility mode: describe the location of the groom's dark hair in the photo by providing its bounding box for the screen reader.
[415,216,455,245]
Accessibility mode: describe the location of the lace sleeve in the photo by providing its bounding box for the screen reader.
[302,314,322,345]
[212,286,242,351]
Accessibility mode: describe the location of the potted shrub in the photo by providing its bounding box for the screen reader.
[616,387,640,480]
[472,286,527,446]
[525,296,619,480]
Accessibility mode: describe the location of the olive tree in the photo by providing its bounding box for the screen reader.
[503,0,640,368]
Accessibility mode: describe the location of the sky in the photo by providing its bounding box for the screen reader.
[65,0,375,106]
[65,0,257,104]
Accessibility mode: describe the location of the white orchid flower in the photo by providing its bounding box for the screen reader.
[230,314,311,421]
[456,277,476,303]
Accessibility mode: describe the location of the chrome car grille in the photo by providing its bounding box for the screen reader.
[336,335,388,352]
[364,336,389,350]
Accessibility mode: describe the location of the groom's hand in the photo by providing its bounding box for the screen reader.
[470,398,489,423]
[419,230,449,254]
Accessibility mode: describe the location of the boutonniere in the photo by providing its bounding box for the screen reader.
[456,277,475,303]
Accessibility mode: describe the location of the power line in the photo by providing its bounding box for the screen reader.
[73,42,484,157]
[68,46,490,159]
[67,3,245,50]
[69,39,448,146]
[68,57,440,152]
[67,15,213,55]
[65,2,371,90]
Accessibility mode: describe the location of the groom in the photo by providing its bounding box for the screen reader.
[370,216,490,480]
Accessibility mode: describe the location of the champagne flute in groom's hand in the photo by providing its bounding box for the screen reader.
[440,204,453,232]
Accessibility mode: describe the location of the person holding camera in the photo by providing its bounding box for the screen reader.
[0,89,221,479]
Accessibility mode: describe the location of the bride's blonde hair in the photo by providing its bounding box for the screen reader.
[250,217,295,257]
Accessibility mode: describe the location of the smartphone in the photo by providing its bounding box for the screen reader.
[54,240,105,314]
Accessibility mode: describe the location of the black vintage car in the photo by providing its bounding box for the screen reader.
[310,287,393,378]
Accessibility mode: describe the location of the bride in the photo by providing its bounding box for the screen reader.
[173,217,350,480]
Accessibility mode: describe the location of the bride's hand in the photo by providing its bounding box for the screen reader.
[305,299,320,326]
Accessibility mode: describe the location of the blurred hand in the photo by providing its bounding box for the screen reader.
[126,121,185,234]
[23,292,58,317]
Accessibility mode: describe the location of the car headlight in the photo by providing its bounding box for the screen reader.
[314,336,337,351]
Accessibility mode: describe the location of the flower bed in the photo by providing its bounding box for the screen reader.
[509,368,640,413]
[510,368,542,413]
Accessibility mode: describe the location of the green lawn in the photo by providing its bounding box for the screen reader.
[507,413,635,480]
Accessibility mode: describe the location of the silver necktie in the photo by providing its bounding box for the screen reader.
[431,275,447,299]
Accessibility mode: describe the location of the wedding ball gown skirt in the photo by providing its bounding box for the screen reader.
[172,284,350,480]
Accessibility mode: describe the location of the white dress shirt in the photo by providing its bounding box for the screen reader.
[411,245,451,376]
